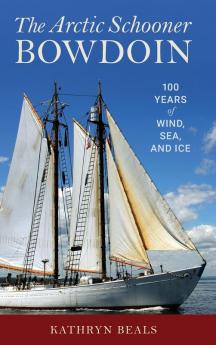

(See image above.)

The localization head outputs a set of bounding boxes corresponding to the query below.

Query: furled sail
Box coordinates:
[106,142,150,268]
[107,110,196,251]
[68,120,102,273]
[0,96,54,275]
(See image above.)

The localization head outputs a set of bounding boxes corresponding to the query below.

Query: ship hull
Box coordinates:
[0,264,205,309]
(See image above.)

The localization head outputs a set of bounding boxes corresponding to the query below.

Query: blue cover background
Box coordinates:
[0,0,215,275]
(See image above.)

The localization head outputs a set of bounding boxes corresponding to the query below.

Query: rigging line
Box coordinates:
[74,121,91,232]
[59,160,70,245]
[66,127,73,183]
[59,126,73,193]
[57,93,74,184]
[33,99,52,112]
[41,96,54,123]
[69,143,97,276]
[109,259,112,279]
[101,95,108,112]
[82,112,90,121]
[74,95,98,122]
[66,124,88,271]
[59,93,96,98]
[104,142,111,257]
[60,112,73,182]
[58,206,65,275]
[59,126,71,184]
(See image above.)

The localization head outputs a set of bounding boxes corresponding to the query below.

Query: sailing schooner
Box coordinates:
[0,82,206,309]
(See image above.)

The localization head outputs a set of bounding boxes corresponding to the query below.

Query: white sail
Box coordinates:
[106,142,150,268]
[33,143,55,274]
[107,110,196,251]
[0,96,54,275]
[68,121,102,273]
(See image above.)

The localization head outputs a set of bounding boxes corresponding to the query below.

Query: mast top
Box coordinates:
[97,80,103,122]
[98,80,102,98]
[54,81,58,97]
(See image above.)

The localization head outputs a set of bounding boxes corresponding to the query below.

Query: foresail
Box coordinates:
[106,142,150,268]
[107,110,196,251]
[32,143,55,275]
[0,96,54,275]
[68,121,102,273]
[79,150,101,272]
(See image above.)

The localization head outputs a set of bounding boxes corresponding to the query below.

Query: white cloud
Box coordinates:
[186,224,216,276]
[188,126,198,135]
[165,183,216,223]
[187,224,216,249]
[0,156,8,164]
[203,121,216,153]
[195,158,216,175]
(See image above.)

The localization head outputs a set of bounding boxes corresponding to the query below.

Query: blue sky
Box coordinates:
[0,0,216,275]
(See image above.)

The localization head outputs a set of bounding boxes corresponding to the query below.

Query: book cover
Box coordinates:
[0,0,215,343]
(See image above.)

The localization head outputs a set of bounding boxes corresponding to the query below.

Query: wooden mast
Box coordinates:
[53,81,59,281]
[97,81,107,279]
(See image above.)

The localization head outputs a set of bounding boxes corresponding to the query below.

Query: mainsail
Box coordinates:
[68,121,102,273]
[107,110,196,252]
[106,142,150,268]
[0,96,54,275]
